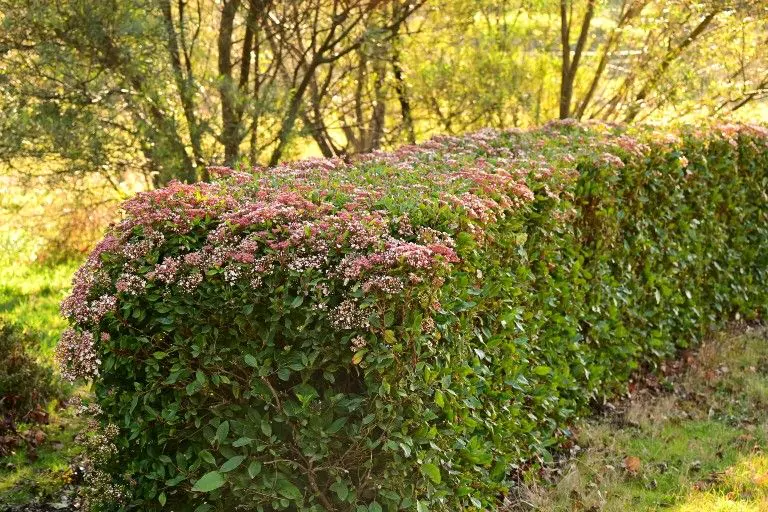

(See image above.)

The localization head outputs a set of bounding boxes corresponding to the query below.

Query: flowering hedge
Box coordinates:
[58,121,768,511]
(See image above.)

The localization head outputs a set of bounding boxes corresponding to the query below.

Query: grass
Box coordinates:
[0,259,80,358]
[509,326,768,511]
[0,405,86,508]
[0,257,85,509]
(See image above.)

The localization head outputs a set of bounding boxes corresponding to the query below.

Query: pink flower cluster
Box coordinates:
[612,135,650,157]
[62,124,619,363]
[61,282,116,324]
[55,328,100,382]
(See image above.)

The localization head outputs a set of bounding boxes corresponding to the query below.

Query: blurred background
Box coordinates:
[1,0,767,264]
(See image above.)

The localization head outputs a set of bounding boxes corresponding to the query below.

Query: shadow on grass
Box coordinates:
[0,404,85,511]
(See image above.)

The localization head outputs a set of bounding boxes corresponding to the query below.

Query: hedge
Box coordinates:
[58,121,768,511]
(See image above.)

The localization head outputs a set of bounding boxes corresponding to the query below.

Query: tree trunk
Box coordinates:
[392,47,415,144]
[559,0,595,119]
[159,0,206,178]
[218,0,242,165]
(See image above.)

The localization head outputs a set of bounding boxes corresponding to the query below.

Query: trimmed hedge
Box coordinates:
[59,121,768,511]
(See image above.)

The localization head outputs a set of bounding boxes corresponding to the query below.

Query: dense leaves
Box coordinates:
[59,121,768,510]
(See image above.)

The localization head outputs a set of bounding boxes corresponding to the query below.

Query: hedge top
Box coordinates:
[61,122,764,332]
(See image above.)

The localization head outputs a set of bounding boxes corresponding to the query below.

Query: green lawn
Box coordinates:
[0,259,80,357]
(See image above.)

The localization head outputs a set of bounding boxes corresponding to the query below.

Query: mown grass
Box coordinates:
[509,326,768,511]
[0,260,80,358]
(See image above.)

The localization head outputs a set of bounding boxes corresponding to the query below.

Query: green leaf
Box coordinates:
[369,502,383,512]
[420,462,442,484]
[153,351,167,360]
[191,471,225,492]
[244,354,258,368]
[416,501,429,512]
[326,416,347,434]
[260,419,272,437]
[220,455,245,473]
[232,437,252,447]
[533,365,551,376]
[215,421,229,444]
[276,478,302,500]
[186,380,201,396]
[434,389,445,408]
[293,383,318,403]
[166,474,186,487]
[158,492,166,506]
[330,480,349,501]
[247,461,262,479]
[199,449,216,465]
[290,295,304,308]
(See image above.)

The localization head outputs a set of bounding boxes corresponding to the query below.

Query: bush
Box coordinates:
[0,321,64,423]
[58,122,768,511]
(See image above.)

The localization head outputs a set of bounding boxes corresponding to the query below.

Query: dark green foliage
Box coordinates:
[0,321,64,421]
[61,122,768,510]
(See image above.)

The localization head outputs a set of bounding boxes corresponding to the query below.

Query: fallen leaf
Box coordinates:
[623,456,642,475]
[752,472,768,486]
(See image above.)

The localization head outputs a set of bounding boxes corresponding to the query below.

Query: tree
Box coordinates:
[0,0,424,186]
[1,0,766,193]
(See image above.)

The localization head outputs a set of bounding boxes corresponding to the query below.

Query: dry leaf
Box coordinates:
[623,456,642,474]
[752,472,768,487]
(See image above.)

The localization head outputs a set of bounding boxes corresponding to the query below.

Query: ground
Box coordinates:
[1,260,767,511]
[507,326,768,511]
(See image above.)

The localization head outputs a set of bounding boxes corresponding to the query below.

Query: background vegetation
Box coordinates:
[1,1,767,195]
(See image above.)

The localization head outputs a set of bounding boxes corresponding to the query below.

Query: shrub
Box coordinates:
[58,122,768,511]
[0,321,64,423]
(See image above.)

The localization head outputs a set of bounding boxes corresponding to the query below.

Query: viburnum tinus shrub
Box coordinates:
[58,122,768,511]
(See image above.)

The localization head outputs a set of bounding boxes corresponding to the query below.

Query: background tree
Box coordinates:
[0,0,766,195]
